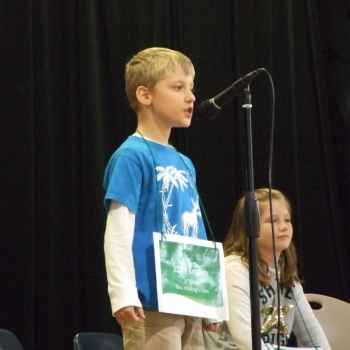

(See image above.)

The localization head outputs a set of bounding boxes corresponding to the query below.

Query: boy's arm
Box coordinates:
[104,200,142,316]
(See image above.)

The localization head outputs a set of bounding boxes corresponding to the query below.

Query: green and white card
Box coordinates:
[153,232,229,320]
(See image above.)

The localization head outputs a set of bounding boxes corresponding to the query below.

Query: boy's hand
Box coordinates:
[202,321,221,332]
[114,306,145,324]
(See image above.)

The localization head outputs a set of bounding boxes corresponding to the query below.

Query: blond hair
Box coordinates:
[125,47,195,110]
[224,188,301,288]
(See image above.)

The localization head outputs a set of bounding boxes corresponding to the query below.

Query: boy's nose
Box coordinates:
[187,89,195,102]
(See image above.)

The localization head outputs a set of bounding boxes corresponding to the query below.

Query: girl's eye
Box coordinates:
[175,85,182,90]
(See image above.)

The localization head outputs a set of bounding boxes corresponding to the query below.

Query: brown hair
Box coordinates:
[223,188,301,288]
[125,47,195,111]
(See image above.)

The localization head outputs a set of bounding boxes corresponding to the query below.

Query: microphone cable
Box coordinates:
[261,68,283,349]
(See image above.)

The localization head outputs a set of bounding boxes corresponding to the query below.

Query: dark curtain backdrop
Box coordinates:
[1,1,350,349]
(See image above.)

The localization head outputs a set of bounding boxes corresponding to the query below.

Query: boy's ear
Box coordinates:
[136,86,152,106]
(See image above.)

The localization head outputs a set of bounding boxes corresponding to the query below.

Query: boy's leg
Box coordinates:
[122,311,183,350]
[121,311,204,350]
[182,316,204,350]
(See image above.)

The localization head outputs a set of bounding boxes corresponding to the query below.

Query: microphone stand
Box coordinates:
[242,86,261,350]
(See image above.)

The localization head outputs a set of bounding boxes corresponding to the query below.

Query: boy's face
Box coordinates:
[147,66,195,129]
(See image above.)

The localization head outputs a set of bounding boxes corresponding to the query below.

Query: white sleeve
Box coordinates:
[104,200,142,315]
[225,257,268,349]
[292,284,331,350]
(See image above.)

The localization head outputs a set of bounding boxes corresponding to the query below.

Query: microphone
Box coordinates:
[196,68,264,121]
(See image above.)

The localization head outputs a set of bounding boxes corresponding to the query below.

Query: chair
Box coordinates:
[0,329,24,350]
[73,332,124,350]
[304,293,350,350]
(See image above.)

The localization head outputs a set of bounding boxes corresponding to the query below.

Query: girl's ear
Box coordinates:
[135,86,152,106]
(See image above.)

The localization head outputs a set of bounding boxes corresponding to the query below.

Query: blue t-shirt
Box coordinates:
[103,135,208,309]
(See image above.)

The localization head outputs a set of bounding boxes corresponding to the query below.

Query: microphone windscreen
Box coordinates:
[195,100,220,121]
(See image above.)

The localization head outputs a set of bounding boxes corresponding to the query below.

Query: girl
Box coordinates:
[204,188,330,349]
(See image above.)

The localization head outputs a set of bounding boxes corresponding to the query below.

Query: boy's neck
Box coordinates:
[136,115,171,145]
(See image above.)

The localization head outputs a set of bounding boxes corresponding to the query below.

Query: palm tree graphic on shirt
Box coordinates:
[156,165,200,237]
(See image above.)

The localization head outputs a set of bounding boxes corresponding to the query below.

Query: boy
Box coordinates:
[103,47,220,350]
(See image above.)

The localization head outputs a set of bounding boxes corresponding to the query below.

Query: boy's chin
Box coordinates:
[175,121,192,128]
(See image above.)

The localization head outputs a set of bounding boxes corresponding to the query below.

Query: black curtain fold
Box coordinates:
[1,1,36,349]
[1,1,350,349]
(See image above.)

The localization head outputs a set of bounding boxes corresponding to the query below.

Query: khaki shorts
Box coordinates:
[121,310,204,350]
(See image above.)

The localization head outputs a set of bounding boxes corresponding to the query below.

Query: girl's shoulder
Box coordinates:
[225,254,246,270]
[292,279,304,296]
[224,253,241,263]
[224,254,250,286]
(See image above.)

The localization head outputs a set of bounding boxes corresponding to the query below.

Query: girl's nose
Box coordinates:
[279,223,288,231]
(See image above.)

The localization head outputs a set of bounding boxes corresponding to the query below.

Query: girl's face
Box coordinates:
[257,199,293,263]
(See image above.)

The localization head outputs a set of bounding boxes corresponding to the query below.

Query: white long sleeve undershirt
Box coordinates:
[104,200,218,325]
[104,200,141,314]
